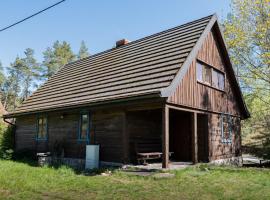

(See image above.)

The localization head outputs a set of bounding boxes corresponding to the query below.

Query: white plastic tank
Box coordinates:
[85,145,100,169]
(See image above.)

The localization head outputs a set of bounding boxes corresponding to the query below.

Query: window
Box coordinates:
[218,72,225,90]
[196,62,211,85]
[196,61,225,91]
[221,114,232,144]
[203,65,212,84]
[196,62,203,81]
[213,69,225,90]
[37,115,48,140]
[79,112,90,141]
[212,70,219,88]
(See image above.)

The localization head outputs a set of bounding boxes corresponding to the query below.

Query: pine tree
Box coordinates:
[21,48,42,99]
[0,62,6,90]
[42,41,76,79]
[78,40,89,59]
[4,57,24,111]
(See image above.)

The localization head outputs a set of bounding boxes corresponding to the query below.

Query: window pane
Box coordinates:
[37,117,47,139]
[42,118,47,139]
[212,70,219,88]
[196,62,203,81]
[222,115,232,143]
[218,73,225,90]
[203,65,211,84]
[38,118,43,138]
[80,114,88,139]
[223,121,229,138]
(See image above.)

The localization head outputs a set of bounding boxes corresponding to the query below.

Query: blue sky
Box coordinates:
[0,0,231,68]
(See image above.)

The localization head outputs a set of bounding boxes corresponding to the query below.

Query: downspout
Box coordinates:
[3,117,15,126]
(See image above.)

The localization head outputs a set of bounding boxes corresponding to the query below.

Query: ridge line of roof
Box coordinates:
[66,14,214,66]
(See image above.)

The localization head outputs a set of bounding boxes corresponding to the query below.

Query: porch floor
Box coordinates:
[123,161,193,171]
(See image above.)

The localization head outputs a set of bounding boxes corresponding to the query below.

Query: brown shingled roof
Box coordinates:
[7,15,216,116]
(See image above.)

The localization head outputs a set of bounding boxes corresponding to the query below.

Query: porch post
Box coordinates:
[191,112,198,164]
[162,105,169,168]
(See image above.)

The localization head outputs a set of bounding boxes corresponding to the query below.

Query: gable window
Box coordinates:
[78,112,90,142]
[196,61,225,91]
[197,62,211,84]
[203,65,212,85]
[212,69,225,90]
[218,72,225,90]
[37,115,48,140]
[196,62,203,81]
[221,114,232,144]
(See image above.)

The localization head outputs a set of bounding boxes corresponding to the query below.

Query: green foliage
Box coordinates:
[0,40,89,112]
[42,41,76,79]
[0,123,14,160]
[0,62,6,90]
[223,0,270,151]
[21,48,42,99]
[78,40,90,59]
[3,57,25,111]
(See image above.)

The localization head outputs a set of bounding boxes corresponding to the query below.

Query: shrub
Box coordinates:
[0,122,15,160]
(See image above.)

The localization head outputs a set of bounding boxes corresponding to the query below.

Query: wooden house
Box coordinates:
[3,14,249,168]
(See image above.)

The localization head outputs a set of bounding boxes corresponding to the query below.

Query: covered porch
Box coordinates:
[125,104,209,168]
[162,104,209,168]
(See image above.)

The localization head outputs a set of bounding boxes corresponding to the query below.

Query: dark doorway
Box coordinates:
[197,114,209,162]
[169,110,192,161]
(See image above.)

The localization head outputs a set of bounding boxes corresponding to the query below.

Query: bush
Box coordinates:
[0,122,15,160]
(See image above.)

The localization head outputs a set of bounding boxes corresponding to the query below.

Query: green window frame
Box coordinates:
[36,115,48,140]
[221,114,232,144]
[78,112,90,143]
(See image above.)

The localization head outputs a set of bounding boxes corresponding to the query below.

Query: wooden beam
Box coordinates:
[167,104,206,114]
[191,112,198,164]
[162,105,169,168]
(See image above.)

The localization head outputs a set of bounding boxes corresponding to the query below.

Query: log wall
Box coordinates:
[15,109,125,163]
[127,109,162,163]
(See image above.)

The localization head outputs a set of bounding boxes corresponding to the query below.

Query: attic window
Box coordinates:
[212,69,225,90]
[196,61,225,91]
[196,62,211,85]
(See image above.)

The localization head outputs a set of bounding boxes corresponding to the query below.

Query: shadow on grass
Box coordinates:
[11,154,119,176]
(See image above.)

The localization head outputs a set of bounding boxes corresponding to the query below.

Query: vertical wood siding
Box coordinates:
[168,30,241,116]
[167,29,242,161]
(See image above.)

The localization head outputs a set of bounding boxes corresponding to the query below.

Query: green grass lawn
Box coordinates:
[0,160,269,200]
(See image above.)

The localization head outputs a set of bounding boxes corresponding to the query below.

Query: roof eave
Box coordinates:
[3,91,162,119]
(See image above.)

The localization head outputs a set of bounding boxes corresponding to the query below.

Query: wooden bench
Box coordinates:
[134,140,173,165]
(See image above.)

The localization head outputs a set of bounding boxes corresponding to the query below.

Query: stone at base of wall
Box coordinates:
[37,157,123,169]
[210,156,243,166]
[100,161,123,167]
[37,156,86,170]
